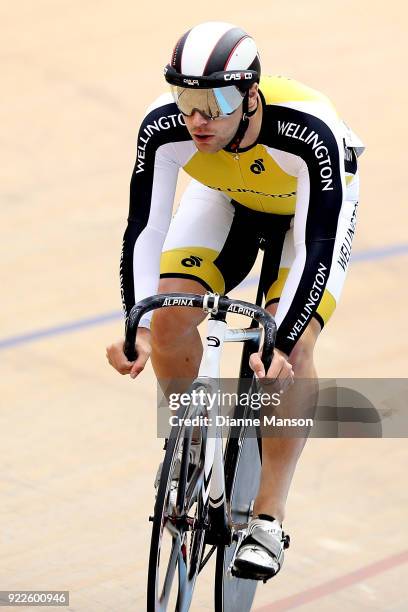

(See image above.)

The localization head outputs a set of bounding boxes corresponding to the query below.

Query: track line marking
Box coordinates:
[2,243,408,351]
[255,549,408,611]
[0,312,120,350]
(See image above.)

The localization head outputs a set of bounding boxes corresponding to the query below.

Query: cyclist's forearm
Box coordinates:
[120,220,168,320]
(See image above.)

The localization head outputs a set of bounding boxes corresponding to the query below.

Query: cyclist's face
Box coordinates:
[183,106,243,153]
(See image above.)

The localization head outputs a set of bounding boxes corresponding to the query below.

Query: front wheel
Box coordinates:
[214,427,262,611]
[147,391,208,612]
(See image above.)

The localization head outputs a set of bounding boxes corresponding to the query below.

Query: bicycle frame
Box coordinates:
[125,294,274,523]
[126,291,276,610]
[196,316,262,546]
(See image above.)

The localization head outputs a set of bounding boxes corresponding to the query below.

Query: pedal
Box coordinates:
[226,529,246,576]
[148,515,154,522]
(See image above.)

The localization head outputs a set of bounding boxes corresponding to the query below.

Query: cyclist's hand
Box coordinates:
[249,348,294,393]
[106,327,151,379]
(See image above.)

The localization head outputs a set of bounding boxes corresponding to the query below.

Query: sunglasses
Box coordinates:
[170,85,245,120]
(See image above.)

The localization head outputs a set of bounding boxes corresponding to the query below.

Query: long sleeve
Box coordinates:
[262,104,346,354]
[120,97,190,324]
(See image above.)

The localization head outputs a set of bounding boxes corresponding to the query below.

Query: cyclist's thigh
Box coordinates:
[158,277,208,295]
[160,179,260,294]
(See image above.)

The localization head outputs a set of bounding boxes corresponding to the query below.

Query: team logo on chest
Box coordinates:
[181,255,203,268]
[250,158,265,174]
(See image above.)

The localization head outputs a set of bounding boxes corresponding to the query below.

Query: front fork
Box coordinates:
[197,316,230,543]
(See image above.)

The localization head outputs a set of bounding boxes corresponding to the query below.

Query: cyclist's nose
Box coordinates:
[190,110,209,127]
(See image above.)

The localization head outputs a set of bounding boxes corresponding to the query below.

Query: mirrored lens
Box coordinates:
[170,86,244,119]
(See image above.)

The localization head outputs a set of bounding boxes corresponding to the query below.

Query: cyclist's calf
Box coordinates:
[151,305,205,387]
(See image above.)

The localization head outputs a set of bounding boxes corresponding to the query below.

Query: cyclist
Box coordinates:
[107,21,364,582]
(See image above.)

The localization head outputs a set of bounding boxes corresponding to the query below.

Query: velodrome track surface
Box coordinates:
[2,1,407,610]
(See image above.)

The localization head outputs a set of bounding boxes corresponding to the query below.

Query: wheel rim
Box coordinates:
[148,416,208,611]
[214,429,261,611]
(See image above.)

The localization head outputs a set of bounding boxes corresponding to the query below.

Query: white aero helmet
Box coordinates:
[164,22,261,148]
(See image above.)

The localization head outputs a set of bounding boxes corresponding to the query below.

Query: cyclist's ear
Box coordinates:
[248,83,259,101]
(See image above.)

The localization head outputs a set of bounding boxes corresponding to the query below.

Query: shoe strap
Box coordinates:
[243,530,283,560]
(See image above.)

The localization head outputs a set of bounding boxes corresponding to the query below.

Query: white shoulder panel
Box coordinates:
[145,92,175,115]
[265,147,303,178]
[167,140,197,168]
[277,100,340,130]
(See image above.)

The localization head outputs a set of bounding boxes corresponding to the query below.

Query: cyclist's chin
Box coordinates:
[193,136,225,153]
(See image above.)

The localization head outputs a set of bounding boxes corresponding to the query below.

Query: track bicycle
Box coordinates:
[125,250,288,611]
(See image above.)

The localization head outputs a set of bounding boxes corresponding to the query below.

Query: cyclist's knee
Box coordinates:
[152,307,202,348]
[151,278,207,348]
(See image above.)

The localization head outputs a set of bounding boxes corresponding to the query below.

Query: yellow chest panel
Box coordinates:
[183,144,297,215]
